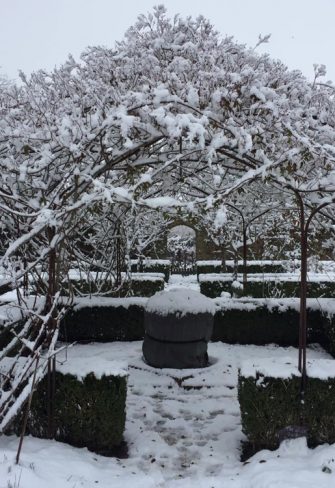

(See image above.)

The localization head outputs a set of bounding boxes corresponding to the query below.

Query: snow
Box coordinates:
[130,259,171,266]
[199,272,335,283]
[166,274,200,292]
[146,288,216,316]
[196,260,285,267]
[57,356,128,381]
[240,357,335,380]
[131,273,165,282]
[67,270,164,282]
[213,297,335,316]
[73,296,148,311]
[240,357,300,379]
[0,341,333,487]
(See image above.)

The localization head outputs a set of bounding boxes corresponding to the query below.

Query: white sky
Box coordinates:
[1,0,334,83]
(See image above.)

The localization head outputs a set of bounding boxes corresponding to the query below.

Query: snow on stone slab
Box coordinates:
[145,288,216,316]
[240,357,335,380]
[57,356,128,381]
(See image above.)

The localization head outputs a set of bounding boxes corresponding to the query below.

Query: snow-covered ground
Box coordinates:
[1,341,335,488]
[2,274,335,487]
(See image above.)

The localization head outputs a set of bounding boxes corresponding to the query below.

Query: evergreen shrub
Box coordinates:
[27,370,127,456]
[239,363,335,455]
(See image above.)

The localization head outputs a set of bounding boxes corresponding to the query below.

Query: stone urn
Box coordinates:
[142,288,215,369]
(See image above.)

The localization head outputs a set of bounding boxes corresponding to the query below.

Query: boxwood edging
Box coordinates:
[199,273,335,299]
[196,260,286,278]
[212,298,328,347]
[23,362,128,456]
[130,260,171,282]
[238,358,335,456]
[59,297,147,342]
[61,273,164,297]
[58,297,335,354]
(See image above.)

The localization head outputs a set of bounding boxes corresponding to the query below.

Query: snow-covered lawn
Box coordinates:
[2,341,335,487]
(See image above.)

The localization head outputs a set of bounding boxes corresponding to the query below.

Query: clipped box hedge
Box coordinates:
[212,298,328,346]
[196,261,223,277]
[129,273,165,296]
[59,296,335,351]
[62,272,164,297]
[27,360,128,456]
[199,273,335,299]
[238,358,335,455]
[59,297,147,342]
[196,260,286,278]
[130,259,171,282]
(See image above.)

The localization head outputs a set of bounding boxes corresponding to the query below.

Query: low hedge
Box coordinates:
[59,297,335,351]
[212,298,327,346]
[129,274,165,296]
[130,260,171,282]
[62,273,164,297]
[27,366,127,456]
[59,298,146,342]
[196,261,223,277]
[196,261,286,278]
[199,274,335,298]
[238,358,335,455]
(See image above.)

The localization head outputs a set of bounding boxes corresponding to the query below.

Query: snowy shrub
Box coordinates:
[61,273,164,297]
[200,274,335,298]
[130,259,171,282]
[196,261,223,277]
[25,365,128,456]
[59,298,146,342]
[212,298,327,345]
[239,358,335,456]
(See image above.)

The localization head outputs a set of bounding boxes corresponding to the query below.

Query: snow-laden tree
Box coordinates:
[1,5,335,433]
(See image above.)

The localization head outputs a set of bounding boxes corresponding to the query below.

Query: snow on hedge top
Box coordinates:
[199,273,335,282]
[57,357,128,381]
[73,296,147,311]
[196,260,284,266]
[146,288,216,316]
[213,297,335,315]
[130,259,171,266]
[240,357,335,380]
